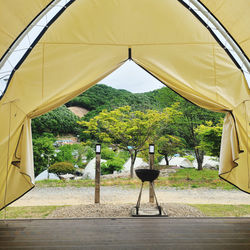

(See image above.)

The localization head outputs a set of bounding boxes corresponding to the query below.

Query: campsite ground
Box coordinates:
[10,186,250,207]
[2,186,250,219]
[3,168,250,218]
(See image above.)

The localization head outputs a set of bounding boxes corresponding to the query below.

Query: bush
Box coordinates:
[116,150,130,162]
[101,157,125,175]
[48,162,75,176]
[85,146,95,161]
[101,147,115,160]
[183,155,195,162]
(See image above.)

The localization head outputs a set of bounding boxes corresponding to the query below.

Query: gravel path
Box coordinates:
[11,186,250,207]
[48,203,204,218]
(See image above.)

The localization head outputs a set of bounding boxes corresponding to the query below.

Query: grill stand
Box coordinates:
[133,181,163,217]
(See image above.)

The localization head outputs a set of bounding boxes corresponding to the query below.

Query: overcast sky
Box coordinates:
[98,60,165,93]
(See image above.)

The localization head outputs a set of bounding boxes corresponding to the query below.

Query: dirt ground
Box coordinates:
[11,186,250,207]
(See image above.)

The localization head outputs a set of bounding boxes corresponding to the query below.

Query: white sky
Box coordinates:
[98,60,165,93]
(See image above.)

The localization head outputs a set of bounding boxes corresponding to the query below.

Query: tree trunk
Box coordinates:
[130,151,137,178]
[164,155,169,165]
[195,148,204,170]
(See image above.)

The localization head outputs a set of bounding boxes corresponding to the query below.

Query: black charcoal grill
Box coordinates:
[134,169,162,216]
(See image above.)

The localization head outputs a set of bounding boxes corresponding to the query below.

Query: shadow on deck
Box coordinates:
[0,217,250,249]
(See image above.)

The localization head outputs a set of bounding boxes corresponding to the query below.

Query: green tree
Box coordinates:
[195,120,223,157]
[156,135,183,165]
[48,162,75,177]
[101,157,125,175]
[55,144,75,164]
[79,106,167,177]
[32,105,79,136]
[156,90,223,170]
[54,144,88,167]
[33,136,56,176]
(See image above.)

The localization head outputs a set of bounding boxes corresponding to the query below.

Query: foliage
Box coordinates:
[157,98,223,170]
[55,144,75,164]
[48,162,75,176]
[33,135,56,177]
[84,146,95,162]
[116,150,130,162]
[32,105,79,136]
[67,84,159,121]
[79,106,167,177]
[54,144,94,167]
[31,84,225,174]
[156,135,184,165]
[183,155,195,162]
[195,120,223,157]
[101,147,115,160]
[101,157,125,175]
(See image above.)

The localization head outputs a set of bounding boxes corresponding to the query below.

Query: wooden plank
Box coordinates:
[0,218,250,249]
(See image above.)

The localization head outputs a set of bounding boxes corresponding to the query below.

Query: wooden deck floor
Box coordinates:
[0,217,250,249]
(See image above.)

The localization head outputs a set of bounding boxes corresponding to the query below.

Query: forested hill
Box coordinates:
[66,84,161,120]
[32,84,223,137]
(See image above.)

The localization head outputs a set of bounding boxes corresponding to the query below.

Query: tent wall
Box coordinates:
[0,0,249,210]
[0,0,52,60]
[199,0,250,60]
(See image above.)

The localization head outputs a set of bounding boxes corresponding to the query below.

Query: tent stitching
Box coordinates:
[197,0,249,63]
[0,0,55,65]
[178,0,242,72]
[0,0,76,101]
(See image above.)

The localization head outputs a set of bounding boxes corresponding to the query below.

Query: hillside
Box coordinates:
[32,84,223,137]
[68,106,89,118]
[66,84,159,120]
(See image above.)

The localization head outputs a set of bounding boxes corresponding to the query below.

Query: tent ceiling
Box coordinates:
[0,0,52,60]
[199,0,250,61]
[0,0,249,211]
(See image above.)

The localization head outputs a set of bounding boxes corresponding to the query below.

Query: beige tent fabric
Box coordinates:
[0,0,52,59]
[200,0,250,59]
[0,0,249,210]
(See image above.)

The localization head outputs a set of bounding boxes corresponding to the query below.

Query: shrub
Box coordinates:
[101,147,115,160]
[48,162,75,176]
[101,157,125,175]
[183,155,195,162]
[116,150,130,162]
[85,146,95,161]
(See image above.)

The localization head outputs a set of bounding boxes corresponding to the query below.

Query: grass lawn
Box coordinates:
[0,206,63,219]
[165,169,236,190]
[35,178,142,188]
[36,169,236,190]
[190,204,250,217]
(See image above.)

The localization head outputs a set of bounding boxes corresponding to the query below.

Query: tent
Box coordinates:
[35,169,59,181]
[0,0,249,210]
[159,157,194,168]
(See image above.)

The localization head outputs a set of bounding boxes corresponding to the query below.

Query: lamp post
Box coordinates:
[149,144,154,203]
[95,144,101,204]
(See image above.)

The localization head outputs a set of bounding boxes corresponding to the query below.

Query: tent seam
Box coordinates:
[177,0,242,72]
[42,42,217,46]
[197,0,249,63]
[0,0,76,102]
[212,45,218,103]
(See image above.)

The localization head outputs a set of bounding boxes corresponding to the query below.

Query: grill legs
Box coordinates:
[135,181,162,216]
